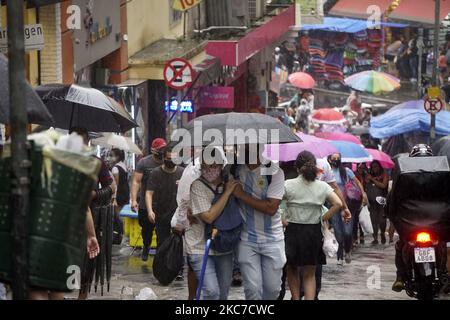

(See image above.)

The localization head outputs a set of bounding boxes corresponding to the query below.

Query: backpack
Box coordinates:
[114,165,130,207]
[199,179,243,253]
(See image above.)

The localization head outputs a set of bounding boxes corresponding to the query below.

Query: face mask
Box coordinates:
[330,159,341,168]
[202,167,222,183]
[164,160,176,170]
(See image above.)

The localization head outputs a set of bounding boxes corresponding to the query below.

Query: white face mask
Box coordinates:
[201,166,222,183]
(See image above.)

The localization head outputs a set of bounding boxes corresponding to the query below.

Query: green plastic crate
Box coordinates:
[0,143,100,292]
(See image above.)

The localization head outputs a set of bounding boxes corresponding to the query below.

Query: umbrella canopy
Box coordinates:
[311,108,346,125]
[388,100,424,113]
[329,140,372,163]
[370,105,450,139]
[35,84,138,133]
[432,136,450,164]
[315,132,362,145]
[365,148,395,169]
[0,54,53,125]
[288,72,316,89]
[176,113,302,147]
[345,71,401,95]
[91,133,143,155]
[265,133,338,161]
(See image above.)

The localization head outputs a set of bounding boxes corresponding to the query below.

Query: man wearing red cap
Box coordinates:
[131,137,167,261]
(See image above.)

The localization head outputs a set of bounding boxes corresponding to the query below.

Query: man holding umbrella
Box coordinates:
[231,144,286,300]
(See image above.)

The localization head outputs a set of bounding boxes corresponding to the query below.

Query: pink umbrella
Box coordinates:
[311,108,346,125]
[366,148,395,169]
[315,132,362,145]
[288,72,316,89]
[264,133,338,161]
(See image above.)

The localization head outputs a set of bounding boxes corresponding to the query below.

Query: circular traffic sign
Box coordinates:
[163,58,194,90]
[424,96,444,115]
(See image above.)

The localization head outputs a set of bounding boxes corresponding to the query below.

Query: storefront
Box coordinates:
[205,5,295,113]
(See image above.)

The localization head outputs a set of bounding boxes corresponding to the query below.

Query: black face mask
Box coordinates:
[330,159,341,168]
[164,160,176,170]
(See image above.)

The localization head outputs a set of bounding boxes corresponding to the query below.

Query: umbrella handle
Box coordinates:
[196,238,213,300]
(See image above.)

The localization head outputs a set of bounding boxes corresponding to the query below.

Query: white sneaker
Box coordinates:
[345,252,352,264]
[337,259,344,266]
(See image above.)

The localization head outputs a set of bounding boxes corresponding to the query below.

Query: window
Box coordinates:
[169,0,183,27]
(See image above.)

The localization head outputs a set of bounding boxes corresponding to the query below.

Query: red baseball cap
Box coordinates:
[151,138,167,152]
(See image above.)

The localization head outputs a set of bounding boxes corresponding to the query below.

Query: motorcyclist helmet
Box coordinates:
[409,144,433,157]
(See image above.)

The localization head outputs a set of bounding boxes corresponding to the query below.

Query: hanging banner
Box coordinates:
[172,0,203,12]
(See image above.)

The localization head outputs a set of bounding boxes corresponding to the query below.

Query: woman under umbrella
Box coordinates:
[364,160,389,245]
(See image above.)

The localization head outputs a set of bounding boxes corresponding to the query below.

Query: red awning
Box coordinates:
[329,0,392,20]
[389,0,450,26]
[206,5,295,66]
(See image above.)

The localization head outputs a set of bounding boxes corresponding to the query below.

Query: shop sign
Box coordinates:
[172,0,203,12]
[0,24,45,53]
[165,100,194,113]
[198,87,234,109]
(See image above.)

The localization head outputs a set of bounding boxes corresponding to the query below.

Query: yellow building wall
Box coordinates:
[0,6,40,87]
[127,0,185,57]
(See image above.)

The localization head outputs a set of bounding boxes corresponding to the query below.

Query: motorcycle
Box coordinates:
[377,196,449,300]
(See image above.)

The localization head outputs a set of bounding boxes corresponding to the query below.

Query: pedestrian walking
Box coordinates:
[67,128,114,301]
[109,148,130,244]
[328,153,367,265]
[283,151,343,300]
[130,138,166,261]
[145,146,184,251]
[365,160,389,245]
[185,147,238,300]
[232,144,286,300]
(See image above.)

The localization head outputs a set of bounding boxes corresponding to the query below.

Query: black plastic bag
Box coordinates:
[152,233,184,286]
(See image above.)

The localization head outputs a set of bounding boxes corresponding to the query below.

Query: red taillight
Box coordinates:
[416,232,432,243]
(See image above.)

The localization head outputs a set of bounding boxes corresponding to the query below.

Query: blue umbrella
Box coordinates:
[388,100,424,113]
[329,141,372,163]
[370,106,450,139]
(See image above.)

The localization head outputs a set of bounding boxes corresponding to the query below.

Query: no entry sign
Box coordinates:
[424,96,444,115]
[164,58,194,90]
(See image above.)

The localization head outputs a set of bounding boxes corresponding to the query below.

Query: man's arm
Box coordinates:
[86,207,99,259]
[145,190,155,224]
[233,184,281,216]
[131,172,143,212]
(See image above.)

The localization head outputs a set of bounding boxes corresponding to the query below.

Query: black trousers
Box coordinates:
[138,209,155,249]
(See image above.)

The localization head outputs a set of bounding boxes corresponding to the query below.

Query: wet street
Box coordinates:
[66,234,449,301]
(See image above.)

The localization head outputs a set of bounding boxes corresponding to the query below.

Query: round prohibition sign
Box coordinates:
[163,58,194,90]
[424,97,444,115]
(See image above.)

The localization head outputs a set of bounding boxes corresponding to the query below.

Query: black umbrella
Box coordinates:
[0,55,53,125]
[175,112,302,147]
[35,84,138,133]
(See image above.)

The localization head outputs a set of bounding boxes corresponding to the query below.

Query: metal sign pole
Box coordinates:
[7,0,30,300]
[430,0,440,143]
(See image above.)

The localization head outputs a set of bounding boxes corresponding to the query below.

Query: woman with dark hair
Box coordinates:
[365,160,389,244]
[328,153,367,265]
[283,151,342,300]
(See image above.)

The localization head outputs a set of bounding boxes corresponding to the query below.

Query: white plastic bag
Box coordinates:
[359,205,374,235]
[135,287,157,300]
[322,221,338,258]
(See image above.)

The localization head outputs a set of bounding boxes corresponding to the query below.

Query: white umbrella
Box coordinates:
[91,133,143,155]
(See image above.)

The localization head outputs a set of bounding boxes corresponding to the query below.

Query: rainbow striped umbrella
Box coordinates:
[345,71,401,95]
